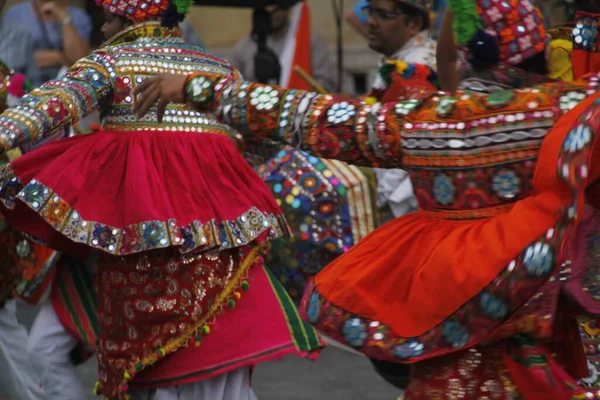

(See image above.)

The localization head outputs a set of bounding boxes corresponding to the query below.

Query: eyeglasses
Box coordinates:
[361,5,403,21]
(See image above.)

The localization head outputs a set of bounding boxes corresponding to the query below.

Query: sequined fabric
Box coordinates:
[94,243,266,399]
[404,336,584,400]
[0,62,18,305]
[0,165,287,256]
[579,318,600,399]
[564,207,600,398]
[404,346,523,400]
[477,0,548,66]
[573,13,598,53]
[97,0,168,22]
[458,63,556,94]
[255,148,378,302]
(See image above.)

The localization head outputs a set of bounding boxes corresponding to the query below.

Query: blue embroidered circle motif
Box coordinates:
[306,293,321,323]
[479,291,509,320]
[433,174,455,205]
[393,339,425,360]
[563,125,592,153]
[492,169,520,199]
[442,320,470,348]
[342,317,368,348]
[326,102,356,125]
[522,242,554,277]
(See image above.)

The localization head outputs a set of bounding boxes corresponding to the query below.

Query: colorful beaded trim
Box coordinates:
[0,167,290,256]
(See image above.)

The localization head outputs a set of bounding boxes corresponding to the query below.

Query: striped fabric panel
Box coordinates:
[51,256,98,354]
[263,266,323,352]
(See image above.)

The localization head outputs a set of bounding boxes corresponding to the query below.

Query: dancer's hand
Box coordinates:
[133,74,187,122]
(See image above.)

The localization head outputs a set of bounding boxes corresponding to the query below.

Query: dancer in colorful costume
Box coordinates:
[0,2,324,399]
[133,1,600,398]
[438,4,600,398]
[440,6,600,397]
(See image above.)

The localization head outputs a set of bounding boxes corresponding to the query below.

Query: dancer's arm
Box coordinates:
[133,73,561,169]
[0,51,114,152]
[134,73,407,168]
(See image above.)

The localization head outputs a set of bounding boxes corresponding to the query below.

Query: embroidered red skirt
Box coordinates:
[0,129,289,259]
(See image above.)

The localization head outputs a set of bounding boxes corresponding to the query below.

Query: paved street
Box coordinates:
[7,302,401,400]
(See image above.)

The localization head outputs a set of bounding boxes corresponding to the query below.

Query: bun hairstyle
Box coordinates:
[161,0,194,28]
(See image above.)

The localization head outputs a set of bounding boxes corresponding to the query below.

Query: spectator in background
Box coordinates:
[0,0,38,78]
[230,1,336,93]
[347,0,446,39]
[4,0,91,87]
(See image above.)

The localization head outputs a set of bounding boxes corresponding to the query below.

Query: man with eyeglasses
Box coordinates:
[347,0,445,39]
[366,0,436,227]
[364,0,435,65]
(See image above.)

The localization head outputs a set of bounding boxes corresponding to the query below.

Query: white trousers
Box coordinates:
[28,300,86,400]
[130,367,259,400]
[0,300,46,400]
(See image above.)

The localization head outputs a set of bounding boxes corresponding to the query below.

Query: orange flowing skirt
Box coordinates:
[301,93,600,358]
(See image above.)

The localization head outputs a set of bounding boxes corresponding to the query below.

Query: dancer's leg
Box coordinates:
[28,300,85,400]
[0,300,46,400]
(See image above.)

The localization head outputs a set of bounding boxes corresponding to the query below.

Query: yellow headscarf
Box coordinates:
[548,28,574,82]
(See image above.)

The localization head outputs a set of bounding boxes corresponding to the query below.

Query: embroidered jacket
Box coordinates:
[0,21,236,153]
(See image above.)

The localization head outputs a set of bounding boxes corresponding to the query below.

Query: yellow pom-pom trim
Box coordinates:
[394,61,409,75]
[124,370,131,379]
[365,97,378,105]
